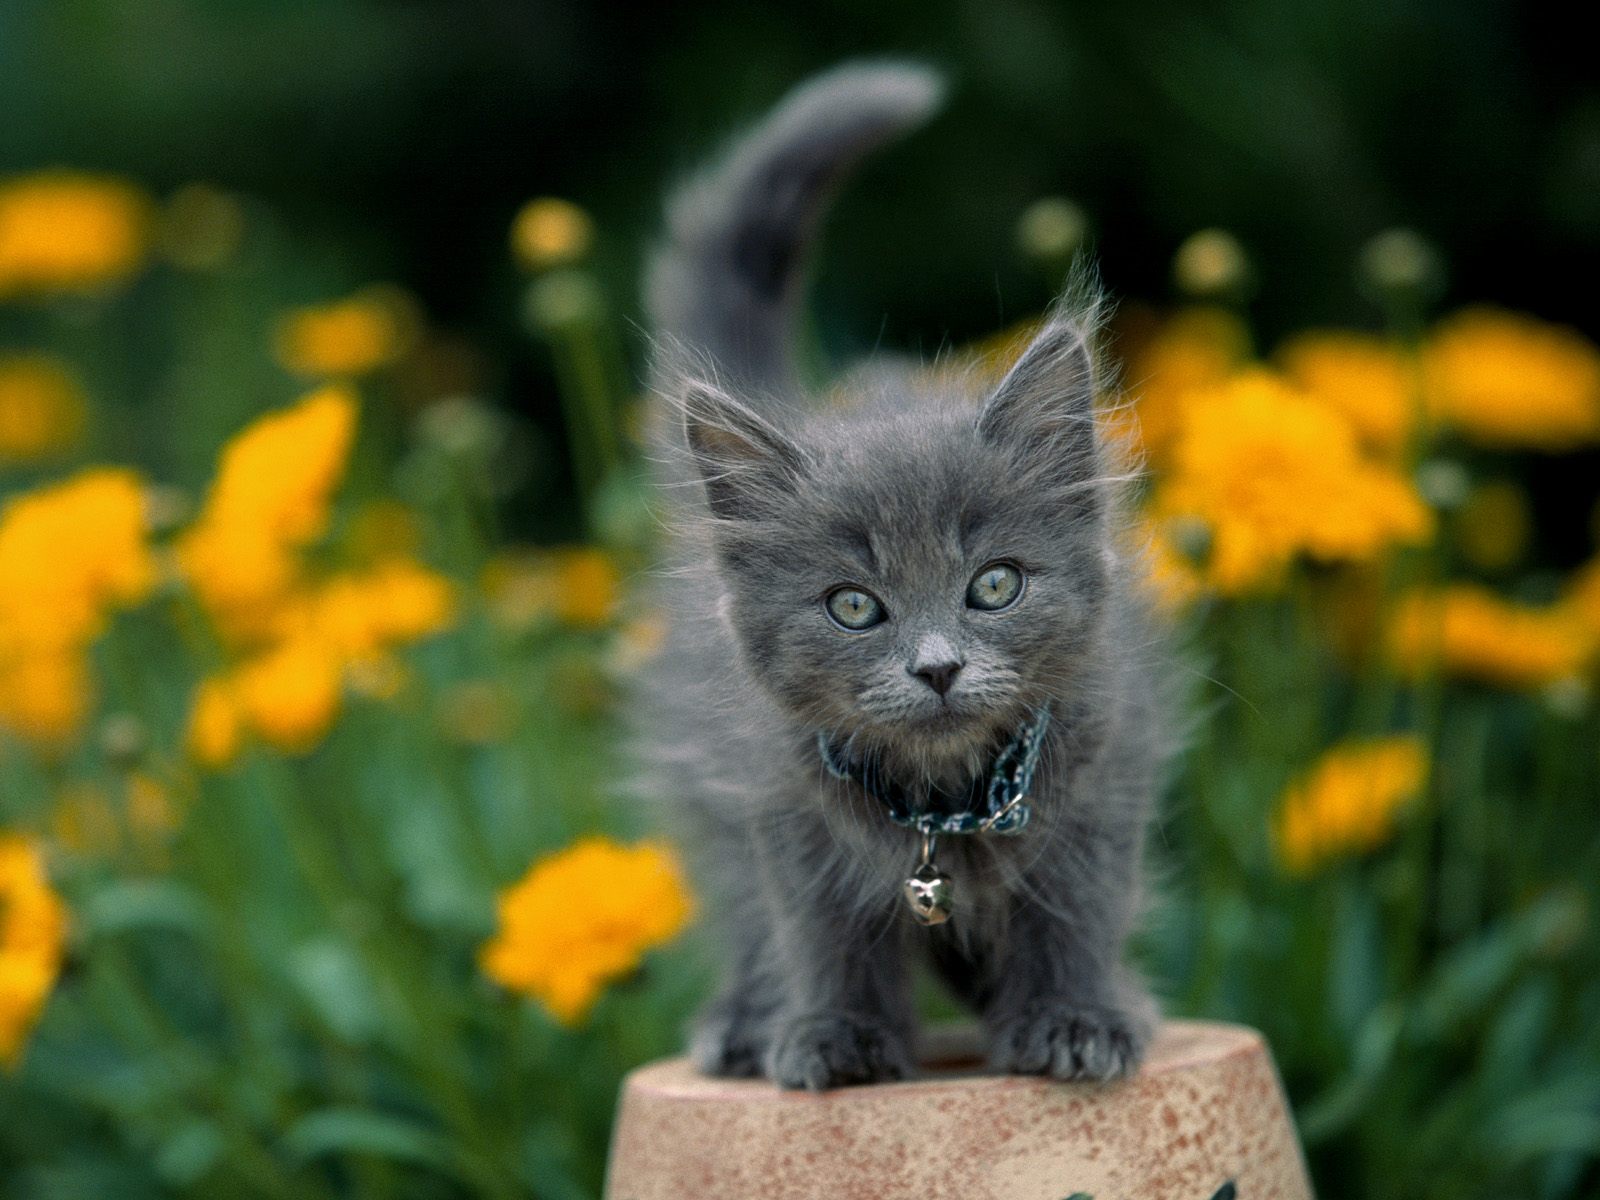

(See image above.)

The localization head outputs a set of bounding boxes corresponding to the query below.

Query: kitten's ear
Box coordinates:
[681,379,809,520]
[977,318,1100,470]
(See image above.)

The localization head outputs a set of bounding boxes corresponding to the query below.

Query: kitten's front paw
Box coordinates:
[690,1001,770,1078]
[988,999,1151,1082]
[766,1013,913,1091]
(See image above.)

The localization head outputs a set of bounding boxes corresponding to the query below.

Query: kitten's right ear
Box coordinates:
[681,379,809,520]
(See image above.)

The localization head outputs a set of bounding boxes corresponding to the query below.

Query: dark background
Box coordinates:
[4,0,1599,537]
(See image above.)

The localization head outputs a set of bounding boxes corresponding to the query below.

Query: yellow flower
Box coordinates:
[1423,308,1600,450]
[0,171,152,299]
[273,287,418,378]
[1388,585,1595,690]
[178,386,358,634]
[1114,307,1250,463]
[1277,331,1418,457]
[0,468,156,646]
[184,558,455,767]
[1454,481,1530,572]
[1274,737,1427,875]
[1128,516,1207,613]
[479,837,693,1025]
[510,198,594,272]
[186,676,243,768]
[482,546,621,632]
[1151,371,1433,594]
[292,559,456,660]
[0,469,155,749]
[0,355,87,461]
[231,636,344,754]
[0,653,91,749]
[0,833,68,1068]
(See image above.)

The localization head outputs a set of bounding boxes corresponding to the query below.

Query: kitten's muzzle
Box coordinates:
[910,659,963,697]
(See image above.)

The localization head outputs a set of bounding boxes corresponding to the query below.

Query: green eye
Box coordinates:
[967,562,1024,611]
[825,587,886,631]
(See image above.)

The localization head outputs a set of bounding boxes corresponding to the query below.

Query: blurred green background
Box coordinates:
[3,4,1600,1200]
[7,0,1598,542]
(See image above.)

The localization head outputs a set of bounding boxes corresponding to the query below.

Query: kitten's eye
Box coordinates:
[824,587,886,631]
[967,562,1024,611]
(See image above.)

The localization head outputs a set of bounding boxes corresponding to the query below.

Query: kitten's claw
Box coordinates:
[767,1013,913,1091]
[988,999,1151,1082]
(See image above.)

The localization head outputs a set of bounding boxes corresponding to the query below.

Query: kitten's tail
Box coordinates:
[647,61,945,397]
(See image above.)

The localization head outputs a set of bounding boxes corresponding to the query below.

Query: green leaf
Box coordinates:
[285,937,384,1046]
[281,1107,457,1174]
[153,1120,224,1186]
[1411,893,1579,1044]
[76,879,210,941]
[1300,1000,1405,1143]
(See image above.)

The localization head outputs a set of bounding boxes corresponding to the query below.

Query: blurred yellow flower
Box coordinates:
[231,636,345,754]
[0,171,152,299]
[1423,308,1600,450]
[289,558,457,660]
[0,469,156,749]
[50,775,178,860]
[1114,307,1250,462]
[1129,516,1207,613]
[483,546,621,632]
[0,355,87,462]
[125,772,179,841]
[479,837,693,1025]
[273,287,418,379]
[1274,736,1427,875]
[1557,557,1600,644]
[0,468,156,646]
[0,834,68,1069]
[1388,585,1595,690]
[1151,371,1433,594]
[0,653,91,749]
[1277,331,1417,457]
[186,676,243,768]
[185,558,455,767]
[1454,481,1530,572]
[1172,229,1250,300]
[510,198,594,272]
[179,386,357,636]
[51,783,119,858]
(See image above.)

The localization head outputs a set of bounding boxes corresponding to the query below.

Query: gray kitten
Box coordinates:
[635,61,1171,1091]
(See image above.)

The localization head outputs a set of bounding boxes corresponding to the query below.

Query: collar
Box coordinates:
[816,705,1051,837]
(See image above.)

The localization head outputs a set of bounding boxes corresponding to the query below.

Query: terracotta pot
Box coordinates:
[605,1019,1313,1200]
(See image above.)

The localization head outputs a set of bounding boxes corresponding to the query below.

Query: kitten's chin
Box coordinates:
[855,705,1018,783]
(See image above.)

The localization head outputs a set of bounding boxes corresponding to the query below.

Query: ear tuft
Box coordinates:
[680,380,808,520]
[976,317,1101,465]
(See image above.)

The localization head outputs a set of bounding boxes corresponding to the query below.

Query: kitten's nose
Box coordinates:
[911,659,963,697]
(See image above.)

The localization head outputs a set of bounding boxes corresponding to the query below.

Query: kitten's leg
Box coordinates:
[690,931,782,1078]
[982,835,1156,1082]
[761,830,916,1090]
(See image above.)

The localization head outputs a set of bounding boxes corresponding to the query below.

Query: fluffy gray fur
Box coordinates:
[633,61,1172,1091]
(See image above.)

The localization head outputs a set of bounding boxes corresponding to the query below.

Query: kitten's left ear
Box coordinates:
[680,378,810,521]
[977,318,1100,471]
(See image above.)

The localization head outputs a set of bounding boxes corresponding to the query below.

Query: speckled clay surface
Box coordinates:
[604,1020,1313,1200]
